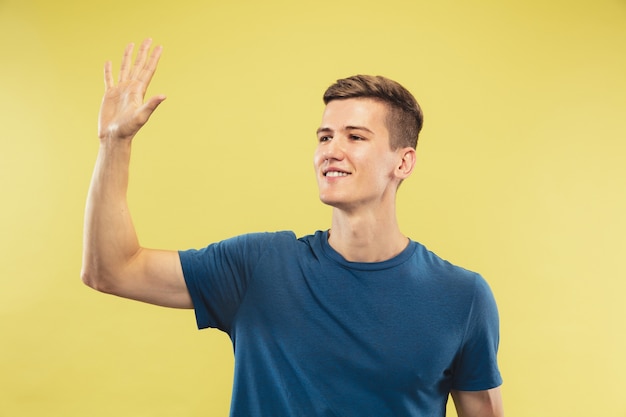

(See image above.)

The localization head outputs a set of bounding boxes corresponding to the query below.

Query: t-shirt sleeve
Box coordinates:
[451,275,503,391]
[178,233,273,332]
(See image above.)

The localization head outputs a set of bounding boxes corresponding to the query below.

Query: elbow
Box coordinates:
[80,263,116,294]
[80,266,97,290]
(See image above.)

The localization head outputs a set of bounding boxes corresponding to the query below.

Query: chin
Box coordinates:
[318,194,351,210]
[318,194,339,206]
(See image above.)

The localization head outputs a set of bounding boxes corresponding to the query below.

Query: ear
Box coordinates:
[395,147,416,180]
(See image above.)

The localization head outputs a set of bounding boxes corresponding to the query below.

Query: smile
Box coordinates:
[325,171,350,177]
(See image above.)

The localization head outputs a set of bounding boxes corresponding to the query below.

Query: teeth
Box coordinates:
[325,171,349,177]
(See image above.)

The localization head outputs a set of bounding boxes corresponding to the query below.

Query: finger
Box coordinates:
[103,60,113,90]
[136,94,167,125]
[119,42,135,83]
[130,38,153,80]
[137,44,163,86]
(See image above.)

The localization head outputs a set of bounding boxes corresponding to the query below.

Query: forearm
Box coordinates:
[81,139,140,291]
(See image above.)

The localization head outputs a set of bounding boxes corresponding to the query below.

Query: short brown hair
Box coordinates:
[323,75,424,149]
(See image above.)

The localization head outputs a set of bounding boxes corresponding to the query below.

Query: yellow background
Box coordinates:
[1,0,625,415]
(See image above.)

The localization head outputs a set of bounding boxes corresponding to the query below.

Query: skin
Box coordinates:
[452,387,504,417]
[314,98,415,262]
[81,39,190,308]
[82,39,503,416]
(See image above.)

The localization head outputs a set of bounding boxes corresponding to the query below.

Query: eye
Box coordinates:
[350,134,364,141]
[318,135,332,142]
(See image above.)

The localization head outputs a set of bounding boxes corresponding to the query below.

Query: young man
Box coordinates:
[82,39,503,417]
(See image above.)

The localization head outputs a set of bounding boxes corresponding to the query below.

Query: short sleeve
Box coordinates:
[178,233,275,332]
[451,275,503,391]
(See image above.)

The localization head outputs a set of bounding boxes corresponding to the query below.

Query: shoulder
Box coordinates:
[408,242,499,311]
[179,230,316,266]
[411,242,481,285]
[182,230,298,252]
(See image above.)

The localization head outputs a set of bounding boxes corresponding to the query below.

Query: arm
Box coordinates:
[81,39,192,308]
[451,387,503,417]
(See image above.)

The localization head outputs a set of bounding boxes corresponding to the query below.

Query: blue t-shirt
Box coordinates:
[179,230,502,416]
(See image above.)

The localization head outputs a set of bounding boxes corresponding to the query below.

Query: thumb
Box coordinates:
[136,94,167,125]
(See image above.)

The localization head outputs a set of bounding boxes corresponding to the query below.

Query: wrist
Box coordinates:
[99,135,134,157]
[99,131,134,146]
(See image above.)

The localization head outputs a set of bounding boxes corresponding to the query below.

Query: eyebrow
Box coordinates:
[316,127,333,135]
[316,126,375,135]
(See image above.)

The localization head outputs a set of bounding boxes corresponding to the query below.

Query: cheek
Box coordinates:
[313,149,324,169]
[372,155,400,180]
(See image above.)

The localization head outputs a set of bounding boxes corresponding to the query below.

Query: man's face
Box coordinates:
[314,98,406,211]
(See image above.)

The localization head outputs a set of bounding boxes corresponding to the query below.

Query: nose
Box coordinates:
[322,137,345,161]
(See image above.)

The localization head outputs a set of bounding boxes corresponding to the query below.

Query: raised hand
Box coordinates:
[98,39,166,141]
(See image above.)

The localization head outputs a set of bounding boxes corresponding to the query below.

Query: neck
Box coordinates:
[328,205,408,263]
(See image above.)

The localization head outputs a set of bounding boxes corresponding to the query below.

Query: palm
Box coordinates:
[98,39,165,141]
